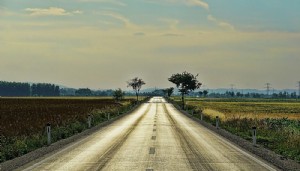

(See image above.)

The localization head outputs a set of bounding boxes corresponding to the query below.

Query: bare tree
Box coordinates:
[127,77,145,102]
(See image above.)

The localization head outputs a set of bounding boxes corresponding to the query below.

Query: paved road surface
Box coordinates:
[17,97,278,171]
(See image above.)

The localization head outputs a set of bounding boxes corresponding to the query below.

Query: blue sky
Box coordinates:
[1,0,300,90]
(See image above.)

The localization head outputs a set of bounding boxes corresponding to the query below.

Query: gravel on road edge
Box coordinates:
[0,102,144,171]
[171,102,300,171]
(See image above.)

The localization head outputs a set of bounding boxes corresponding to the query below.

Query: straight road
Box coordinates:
[17,97,278,171]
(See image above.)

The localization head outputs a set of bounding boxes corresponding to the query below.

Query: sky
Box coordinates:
[1,0,300,90]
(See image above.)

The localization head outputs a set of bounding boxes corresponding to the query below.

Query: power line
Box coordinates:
[230,84,235,92]
[265,83,271,96]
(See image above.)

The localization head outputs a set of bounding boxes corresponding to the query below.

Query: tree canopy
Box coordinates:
[168,71,201,109]
[127,77,145,102]
[163,87,174,97]
[113,88,125,101]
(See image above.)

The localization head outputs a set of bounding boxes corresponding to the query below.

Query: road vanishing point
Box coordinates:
[17,97,278,171]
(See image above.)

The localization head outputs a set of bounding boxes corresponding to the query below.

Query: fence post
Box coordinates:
[88,114,92,128]
[191,110,194,116]
[252,126,257,146]
[216,116,219,129]
[46,123,51,145]
[199,110,203,120]
[108,113,110,120]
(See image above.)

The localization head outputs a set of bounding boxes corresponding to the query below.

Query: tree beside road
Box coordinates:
[127,77,146,102]
[168,71,201,109]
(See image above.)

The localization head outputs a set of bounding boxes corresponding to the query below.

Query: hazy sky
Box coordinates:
[1,0,300,90]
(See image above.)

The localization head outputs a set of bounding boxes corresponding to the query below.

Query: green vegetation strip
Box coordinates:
[0,98,145,163]
[172,97,300,162]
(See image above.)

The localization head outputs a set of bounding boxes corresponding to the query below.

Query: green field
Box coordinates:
[173,97,300,162]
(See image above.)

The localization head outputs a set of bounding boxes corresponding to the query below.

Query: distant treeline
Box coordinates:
[60,88,115,96]
[60,88,158,97]
[188,91,299,99]
[0,81,59,97]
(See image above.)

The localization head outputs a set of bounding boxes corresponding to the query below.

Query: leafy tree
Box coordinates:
[168,71,202,109]
[0,81,30,96]
[162,89,168,96]
[113,88,125,101]
[236,92,243,97]
[163,87,174,97]
[31,83,60,96]
[75,88,92,96]
[127,77,145,102]
[226,91,235,97]
[203,90,208,97]
[291,92,297,98]
[198,91,203,97]
[166,87,174,97]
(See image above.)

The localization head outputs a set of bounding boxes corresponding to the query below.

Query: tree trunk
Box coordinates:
[181,92,185,110]
[136,92,139,102]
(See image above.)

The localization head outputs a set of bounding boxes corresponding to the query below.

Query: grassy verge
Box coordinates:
[0,97,149,163]
[169,97,300,162]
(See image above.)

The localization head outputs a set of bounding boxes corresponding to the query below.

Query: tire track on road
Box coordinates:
[90,103,152,170]
[163,103,214,171]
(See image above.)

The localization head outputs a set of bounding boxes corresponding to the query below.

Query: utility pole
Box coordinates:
[265,83,271,96]
[230,84,235,92]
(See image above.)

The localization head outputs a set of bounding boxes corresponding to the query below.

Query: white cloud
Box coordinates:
[100,12,137,29]
[207,15,216,22]
[25,7,71,16]
[159,18,180,30]
[185,0,209,10]
[78,0,126,6]
[146,0,209,10]
[25,7,83,17]
[73,10,83,14]
[1,18,299,89]
[207,15,235,31]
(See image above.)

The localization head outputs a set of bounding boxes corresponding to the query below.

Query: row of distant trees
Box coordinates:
[0,81,30,96]
[0,81,59,97]
[202,91,299,99]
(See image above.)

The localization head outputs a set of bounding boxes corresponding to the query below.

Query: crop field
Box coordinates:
[187,100,300,120]
[0,97,135,162]
[173,98,300,162]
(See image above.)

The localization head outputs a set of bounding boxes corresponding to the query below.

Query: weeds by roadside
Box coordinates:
[0,98,143,163]
[170,98,300,162]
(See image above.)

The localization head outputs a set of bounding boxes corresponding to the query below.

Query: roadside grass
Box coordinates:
[0,97,144,163]
[172,97,300,162]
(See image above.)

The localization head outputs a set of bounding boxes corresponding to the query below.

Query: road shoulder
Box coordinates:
[169,101,300,171]
[0,102,145,171]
